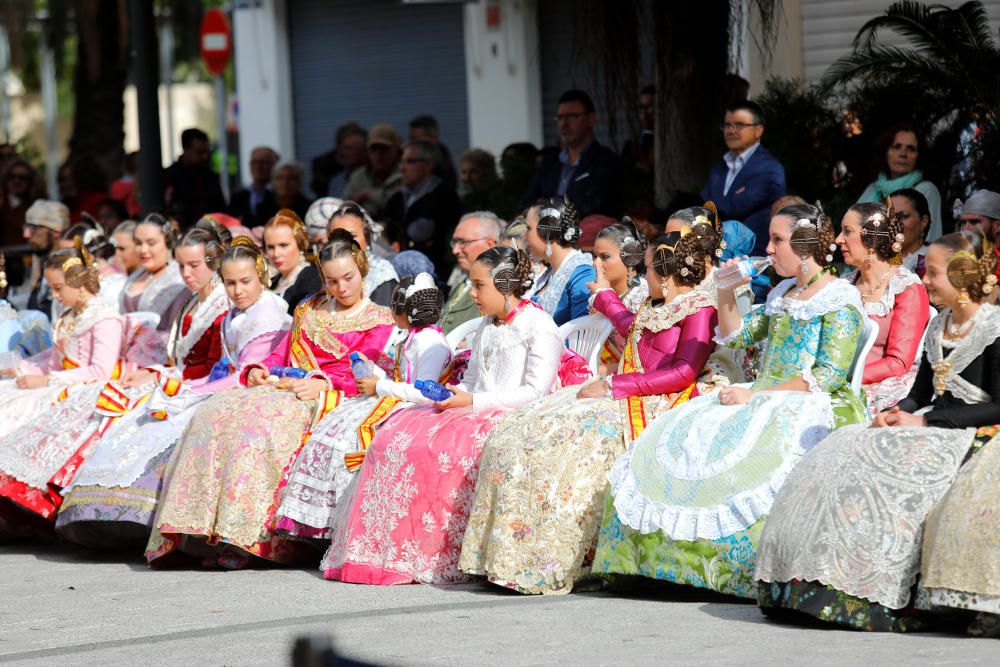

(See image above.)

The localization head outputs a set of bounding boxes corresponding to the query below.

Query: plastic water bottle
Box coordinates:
[350,352,373,379]
[715,256,772,291]
[415,379,453,401]
[268,366,308,379]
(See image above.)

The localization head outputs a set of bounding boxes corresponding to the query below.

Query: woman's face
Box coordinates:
[886,130,919,178]
[766,215,802,278]
[273,166,301,198]
[891,194,928,252]
[134,223,170,272]
[113,231,141,273]
[264,224,301,277]
[522,207,547,260]
[44,267,88,308]
[835,211,867,268]
[329,214,369,252]
[322,255,364,308]
[5,164,31,198]
[469,260,507,317]
[221,257,265,311]
[175,244,214,293]
[922,243,961,308]
[643,246,663,299]
[593,236,628,288]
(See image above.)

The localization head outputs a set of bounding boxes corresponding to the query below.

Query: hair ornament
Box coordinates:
[491,260,518,295]
[985,274,998,296]
[405,272,436,299]
[61,257,83,272]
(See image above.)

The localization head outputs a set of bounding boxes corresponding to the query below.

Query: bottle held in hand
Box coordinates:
[715,256,772,291]
[349,352,374,379]
[415,379,453,401]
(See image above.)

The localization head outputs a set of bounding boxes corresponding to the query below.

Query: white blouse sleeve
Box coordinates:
[376,330,452,404]
[473,313,563,412]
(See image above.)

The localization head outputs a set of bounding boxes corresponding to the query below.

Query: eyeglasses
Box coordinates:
[554,112,587,122]
[450,237,488,248]
[720,122,760,131]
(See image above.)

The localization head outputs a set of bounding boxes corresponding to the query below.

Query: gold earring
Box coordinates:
[957,288,971,305]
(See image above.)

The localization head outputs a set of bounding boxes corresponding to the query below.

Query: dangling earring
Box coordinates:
[800,255,809,275]
[660,280,669,295]
[545,240,553,258]
[957,288,971,305]
[864,249,876,266]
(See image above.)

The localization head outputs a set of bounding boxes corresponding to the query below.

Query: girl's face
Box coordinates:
[264,225,301,277]
[469,260,508,317]
[329,214,369,252]
[835,210,867,268]
[891,194,928,252]
[643,246,664,299]
[766,215,804,278]
[175,244,214,293]
[522,207,547,260]
[922,243,961,308]
[322,255,364,308]
[392,309,410,329]
[113,231,141,273]
[135,223,170,272]
[221,258,265,312]
[593,236,627,288]
[44,267,88,309]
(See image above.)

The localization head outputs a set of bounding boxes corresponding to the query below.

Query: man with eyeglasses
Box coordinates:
[438,211,501,335]
[384,140,462,277]
[519,89,621,219]
[701,100,785,255]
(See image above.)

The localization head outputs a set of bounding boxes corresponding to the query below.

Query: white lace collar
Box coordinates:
[365,253,399,295]
[634,288,716,334]
[843,267,922,317]
[765,277,866,321]
[53,296,120,342]
[532,250,593,315]
[926,304,1000,403]
[167,280,230,366]
[223,290,292,359]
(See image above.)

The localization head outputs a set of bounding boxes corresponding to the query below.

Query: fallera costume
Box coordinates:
[755,304,1000,630]
[593,278,867,598]
[529,250,597,325]
[145,295,393,565]
[459,286,717,594]
[323,302,563,585]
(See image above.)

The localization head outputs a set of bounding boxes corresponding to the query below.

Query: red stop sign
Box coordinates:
[200,9,231,77]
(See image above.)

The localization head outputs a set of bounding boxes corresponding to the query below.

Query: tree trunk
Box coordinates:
[69,0,128,180]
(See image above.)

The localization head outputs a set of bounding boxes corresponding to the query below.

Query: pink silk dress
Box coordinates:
[145,295,393,565]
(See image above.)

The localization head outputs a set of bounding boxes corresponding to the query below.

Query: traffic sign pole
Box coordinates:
[200,9,232,201]
[215,75,228,201]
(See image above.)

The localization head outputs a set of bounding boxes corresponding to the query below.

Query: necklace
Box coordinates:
[859,268,892,301]
[791,269,828,298]
[945,309,978,340]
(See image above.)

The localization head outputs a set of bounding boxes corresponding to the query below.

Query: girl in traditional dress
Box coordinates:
[590,220,649,374]
[55,237,289,550]
[459,225,719,595]
[0,241,124,531]
[145,229,394,568]
[274,273,450,539]
[838,201,930,413]
[323,245,564,585]
[326,201,399,307]
[757,231,1000,632]
[592,203,867,599]
[121,214,189,333]
[265,210,322,314]
[524,197,596,325]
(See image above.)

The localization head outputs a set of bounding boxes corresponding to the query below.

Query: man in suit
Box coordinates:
[438,212,501,335]
[701,101,785,255]
[520,89,621,218]
[228,146,279,228]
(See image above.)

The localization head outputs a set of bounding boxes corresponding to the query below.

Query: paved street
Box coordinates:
[1,540,996,666]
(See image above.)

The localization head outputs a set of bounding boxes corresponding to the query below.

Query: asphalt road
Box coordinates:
[1,541,996,666]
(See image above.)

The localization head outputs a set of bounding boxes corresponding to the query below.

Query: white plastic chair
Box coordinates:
[849,318,880,396]
[125,311,161,331]
[558,314,615,375]
[914,305,938,366]
[446,316,484,351]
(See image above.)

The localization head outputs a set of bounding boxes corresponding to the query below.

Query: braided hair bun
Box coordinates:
[138,213,180,250]
[534,197,581,251]
[46,237,101,295]
[651,232,683,279]
[937,231,999,302]
[400,272,443,326]
[477,245,534,298]
[671,233,711,287]
[777,202,837,268]
[850,201,905,262]
[222,236,270,286]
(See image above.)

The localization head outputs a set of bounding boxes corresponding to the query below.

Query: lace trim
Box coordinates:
[300,296,393,357]
[225,291,292,358]
[926,304,1000,404]
[587,282,648,313]
[365,254,399,297]
[633,289,716,334]
[52,296,120,343]
[168,281,230,366]
[123,261,188,315]
[532,251,592,315]
[764,277,866,322]
[844,267,922,317]
[801,366,823,393]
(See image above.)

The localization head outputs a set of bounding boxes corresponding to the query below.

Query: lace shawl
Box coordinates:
[223,291,292,360]
[166,280,230,366]
[52,297,120,343]
[365,253,399,297]
[121,261,188,315]
[532,250,593,315]
[633,289,716,335]
[843,267,922,317]
[926,304,1000,404]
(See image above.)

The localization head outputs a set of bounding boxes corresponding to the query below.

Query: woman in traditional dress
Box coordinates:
[326,201,399,307]
[323,245,564,585]
[121,214,189,333]
[265,210,323,314]
[838,201,930,413]
[57,220,128,316]
[756,231,1000,632]
[459,225,720,595]
[524,197,596,325]
[56,236,282,550]
[0,241,124,531]
[590,220,649,374]
[592,203,867,599]
[145,229,394,568]
[274,273,450,539]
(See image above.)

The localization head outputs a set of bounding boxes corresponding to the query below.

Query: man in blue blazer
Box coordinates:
[701,101,785,255]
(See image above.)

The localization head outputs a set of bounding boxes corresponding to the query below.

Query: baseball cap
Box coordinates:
[367,124,401,149]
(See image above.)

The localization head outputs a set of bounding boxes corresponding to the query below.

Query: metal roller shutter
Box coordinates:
[287,0,469,194]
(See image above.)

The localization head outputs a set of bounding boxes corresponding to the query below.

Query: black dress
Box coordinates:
[273,264,322,315]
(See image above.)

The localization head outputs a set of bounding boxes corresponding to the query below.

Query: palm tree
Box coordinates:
[823,0,1000,191]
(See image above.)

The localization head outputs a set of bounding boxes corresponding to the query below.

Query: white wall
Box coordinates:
[232,0,295,184]
[463,0,544,159]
